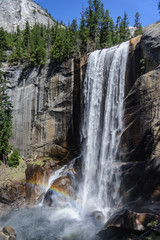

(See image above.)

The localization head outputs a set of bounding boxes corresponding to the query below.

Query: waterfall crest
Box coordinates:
[81,41,129,217]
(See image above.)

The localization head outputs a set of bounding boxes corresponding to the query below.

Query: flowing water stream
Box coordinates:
[0,41,129,239]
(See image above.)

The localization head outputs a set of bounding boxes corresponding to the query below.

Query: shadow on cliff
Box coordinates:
[121,122,160,206]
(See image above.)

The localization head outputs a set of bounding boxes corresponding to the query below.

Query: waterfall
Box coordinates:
[0,42,129,240]
[80,41,129,217]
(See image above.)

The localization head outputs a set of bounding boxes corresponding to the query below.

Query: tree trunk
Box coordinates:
[2,153,8,165]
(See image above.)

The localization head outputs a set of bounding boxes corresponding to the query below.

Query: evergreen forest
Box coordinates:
[0,0,143,66]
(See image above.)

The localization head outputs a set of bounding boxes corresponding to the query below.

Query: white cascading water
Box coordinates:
[80,41,129,218]
[0,42,129,240]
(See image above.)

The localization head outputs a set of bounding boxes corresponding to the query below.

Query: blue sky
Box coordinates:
[35,0,159,27]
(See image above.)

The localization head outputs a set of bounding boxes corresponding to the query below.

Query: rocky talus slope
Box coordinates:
[0,0,55,32]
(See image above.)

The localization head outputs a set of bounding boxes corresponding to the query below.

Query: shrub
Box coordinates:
[8,149,20,167]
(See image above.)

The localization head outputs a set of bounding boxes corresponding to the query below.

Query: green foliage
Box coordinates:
[147,220,158,228]
[119,12,130,42]
[140,58,146,71]
[134,12,142,37]
[0,74,13,164]
[0,0,143,64]
[8,149,20,167]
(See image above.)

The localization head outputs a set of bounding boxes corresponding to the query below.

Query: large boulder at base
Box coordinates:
[0,226,16,240]
[43,176,72,207]
[0,183,26,215]
[25,164,53,205]
[98,209,159,240]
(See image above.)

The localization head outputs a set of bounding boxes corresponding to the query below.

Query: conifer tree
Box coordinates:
[79,10,89,54]
[100,9,115,47]
[119,12,130,42]
[50,22,58,46]
[0,74,12,164]
[134,12,142,36]
[30,24,46,65]
[85,0,104,49]
[23,21,30,48]
[51,28,63,62]
[0,27,7,62]
[115,16,122,44]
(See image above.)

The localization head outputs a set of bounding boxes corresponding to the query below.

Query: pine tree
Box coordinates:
[85,0,104,49]
[0,27,7,62]
[23,21,30,48]
[134,12,142,36]
[30,24,46,65]
[51,28,63,62]
[79,10,89,54]
[115,16,122,44]
[119,12,130,42]
[100,9,115,47]
[0,74,12,164]
[50,22,58,46]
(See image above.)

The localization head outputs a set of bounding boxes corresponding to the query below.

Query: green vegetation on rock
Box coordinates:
[8,149,20,167]
[0,73,13,164]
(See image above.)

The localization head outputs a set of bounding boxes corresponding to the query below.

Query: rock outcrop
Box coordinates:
[0,226,16,240]
[0,0,55,32]
[98,209,160,240]
[121,21,160,203]
[2,57,87,159]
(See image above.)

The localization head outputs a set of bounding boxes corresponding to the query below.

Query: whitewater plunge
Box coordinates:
[80,41,129,218]
[0,41,129,240]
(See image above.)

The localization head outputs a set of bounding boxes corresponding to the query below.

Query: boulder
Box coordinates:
[0,226,16,240]
[3,226,16,238]
[44,176,72,206]
[98,209,159,240]
[0,232,8,240]
[25,164,52,205]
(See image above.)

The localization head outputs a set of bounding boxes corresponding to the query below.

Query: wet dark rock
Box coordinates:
[98,209,160,240]
[90,211,105,223]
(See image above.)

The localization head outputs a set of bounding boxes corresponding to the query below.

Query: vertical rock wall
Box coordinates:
[121,22,160,202]
[2,57,87,159]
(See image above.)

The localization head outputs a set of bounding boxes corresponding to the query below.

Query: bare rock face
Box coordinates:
[141,22,160,72]
[121,22,160,203]
[2,57,87,159]
[0,0,55,32]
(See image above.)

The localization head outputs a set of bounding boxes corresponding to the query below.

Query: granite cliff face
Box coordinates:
[121,21,160,203]
[0,0,55,32]
[2,58,87,159]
